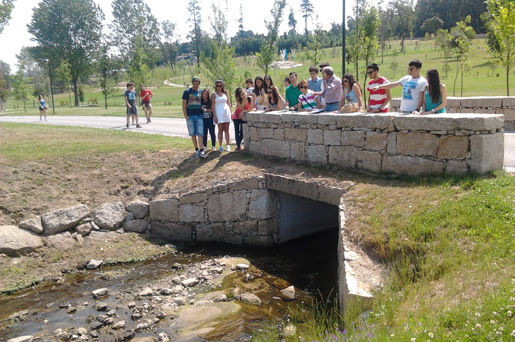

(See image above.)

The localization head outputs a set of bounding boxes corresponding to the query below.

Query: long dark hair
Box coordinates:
[201,88,211,107]
[263,75,274,91]
[426,68,442,104]
[343,73,357,89]
[254,76,264,97]
[215,79,228,96]
[267,86,280,105]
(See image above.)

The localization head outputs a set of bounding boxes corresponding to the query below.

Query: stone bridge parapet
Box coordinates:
[243,111,504,175]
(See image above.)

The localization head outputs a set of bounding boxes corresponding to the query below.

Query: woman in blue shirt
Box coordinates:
[415,68,447,114]
[38,94,48,121]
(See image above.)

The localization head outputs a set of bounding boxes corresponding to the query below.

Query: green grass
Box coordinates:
[4,38,512,118]
[0,122,191,163]
[250,172,515,341]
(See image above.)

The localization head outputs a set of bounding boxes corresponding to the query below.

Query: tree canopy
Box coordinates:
[27,0,104,106]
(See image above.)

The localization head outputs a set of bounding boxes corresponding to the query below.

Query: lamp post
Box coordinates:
[43,59,56,114]
[342,0,346,76]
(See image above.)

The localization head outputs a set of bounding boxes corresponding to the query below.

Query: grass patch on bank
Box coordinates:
[252,172,515,341]
[0,122,191,163]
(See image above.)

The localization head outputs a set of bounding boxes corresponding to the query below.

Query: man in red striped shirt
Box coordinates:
[366,63,391,113]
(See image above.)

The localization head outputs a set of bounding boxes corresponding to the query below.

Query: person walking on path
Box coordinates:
[139,85,154,123]
[125,82,141,128]
[38,95,48,121]
[182,76,206,158]
[212,80,232,152]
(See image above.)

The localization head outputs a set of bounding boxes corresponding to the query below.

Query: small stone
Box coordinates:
[236,292,261,305]
[89,321,103,330]
[66,307,77,314]
[139,287,153,296]
[171,263,182,269]
[282,324,297,337]
[6,336,33,342]
[112,320,126,329]
[106,309,117,316]
[165,243,176,249]
[86,259,103,270]
[157,332,170,342]
[181,278,199,287]
[76,327,88,336]
[280,286,296,300]
[156,311,166,319]
[94,302,108,311]
[236,264,250,270]
[92,288,108,299]
[127,302,136,308]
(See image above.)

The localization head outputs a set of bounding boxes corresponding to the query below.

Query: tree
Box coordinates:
[389,0,415,53]
[98,42,122,109]
[256,0,286,75]
[187,0,202,69]
[161,20,179,70]
[448,16,475,96]
[300,0,314,44]
[110,0,161,73]
[237,4,244,38]
[28,0,104,106]
[0,61,11,111]
[16,47,47,97]
[420,16,444,35]
[11,63,34,113]
[485,0,515,96]
[0,0,14,34]
[288,7,297,34]
[203,3,236,95]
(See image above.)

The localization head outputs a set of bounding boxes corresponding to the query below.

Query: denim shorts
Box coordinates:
[187,115,204,136]
[126,104,138,116]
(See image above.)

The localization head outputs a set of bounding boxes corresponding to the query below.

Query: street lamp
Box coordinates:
[43,59,55,114]
[342,0,346,76]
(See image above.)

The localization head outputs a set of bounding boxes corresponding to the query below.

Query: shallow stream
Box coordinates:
[0,228,338,341]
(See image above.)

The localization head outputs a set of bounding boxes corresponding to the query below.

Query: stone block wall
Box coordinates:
[244,111,504,175]
[149,177,279,247]
[390,96,515,122]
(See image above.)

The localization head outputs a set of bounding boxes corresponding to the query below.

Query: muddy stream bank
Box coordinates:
[0,228,339,342]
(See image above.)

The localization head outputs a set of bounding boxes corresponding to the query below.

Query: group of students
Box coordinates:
[181,58,447,158]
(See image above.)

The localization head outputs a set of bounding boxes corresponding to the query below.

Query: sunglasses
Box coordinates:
[298,86,306,89]
[343,80,349,83]
[366,71,374,75]
[216,85,222,88]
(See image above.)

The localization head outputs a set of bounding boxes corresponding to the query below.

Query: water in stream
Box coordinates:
[0,228,339,341]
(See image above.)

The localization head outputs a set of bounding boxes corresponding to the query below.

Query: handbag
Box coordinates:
[339,102,359,113]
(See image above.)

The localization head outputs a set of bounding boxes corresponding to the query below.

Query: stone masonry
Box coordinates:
[243,111,504,175]
[389,96,515,122]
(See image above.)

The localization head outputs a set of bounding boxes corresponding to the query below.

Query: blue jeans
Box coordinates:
[186,115,203,136]
[203,117,216,147]
[325,102,339,112]
[233,119,245,148]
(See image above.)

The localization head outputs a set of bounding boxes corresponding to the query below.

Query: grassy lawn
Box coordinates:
[3,38,512,118]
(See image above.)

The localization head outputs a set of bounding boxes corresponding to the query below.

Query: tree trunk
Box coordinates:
[73,79,79,107]
[507,67,510,97]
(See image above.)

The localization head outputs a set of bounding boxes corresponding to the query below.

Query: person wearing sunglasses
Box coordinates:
[366,63,391,113]
[338,73,364,113]
[265,86,285,112]
[295,80,321,112]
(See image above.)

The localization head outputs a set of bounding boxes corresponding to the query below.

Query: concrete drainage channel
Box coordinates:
[2,174,386,320]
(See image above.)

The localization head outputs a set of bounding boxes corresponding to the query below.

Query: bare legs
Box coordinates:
[217,122,230,148]
[39,109,47,121]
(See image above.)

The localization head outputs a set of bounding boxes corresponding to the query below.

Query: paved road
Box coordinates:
[0,115,513,170]
[0,115,190,138]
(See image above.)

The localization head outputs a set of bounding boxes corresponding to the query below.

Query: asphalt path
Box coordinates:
[0,115,513,170]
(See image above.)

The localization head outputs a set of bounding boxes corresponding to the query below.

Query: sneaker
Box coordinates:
[148,118,151,123]
[200,150,206,158]
[195,151,200,158]
[226,146,231,152]
[136,124,142,128]
[212,146,217,151]
[147,119,150,124]
[203,146,207,151]
[126,123,129,128]
[219,146,224,152]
